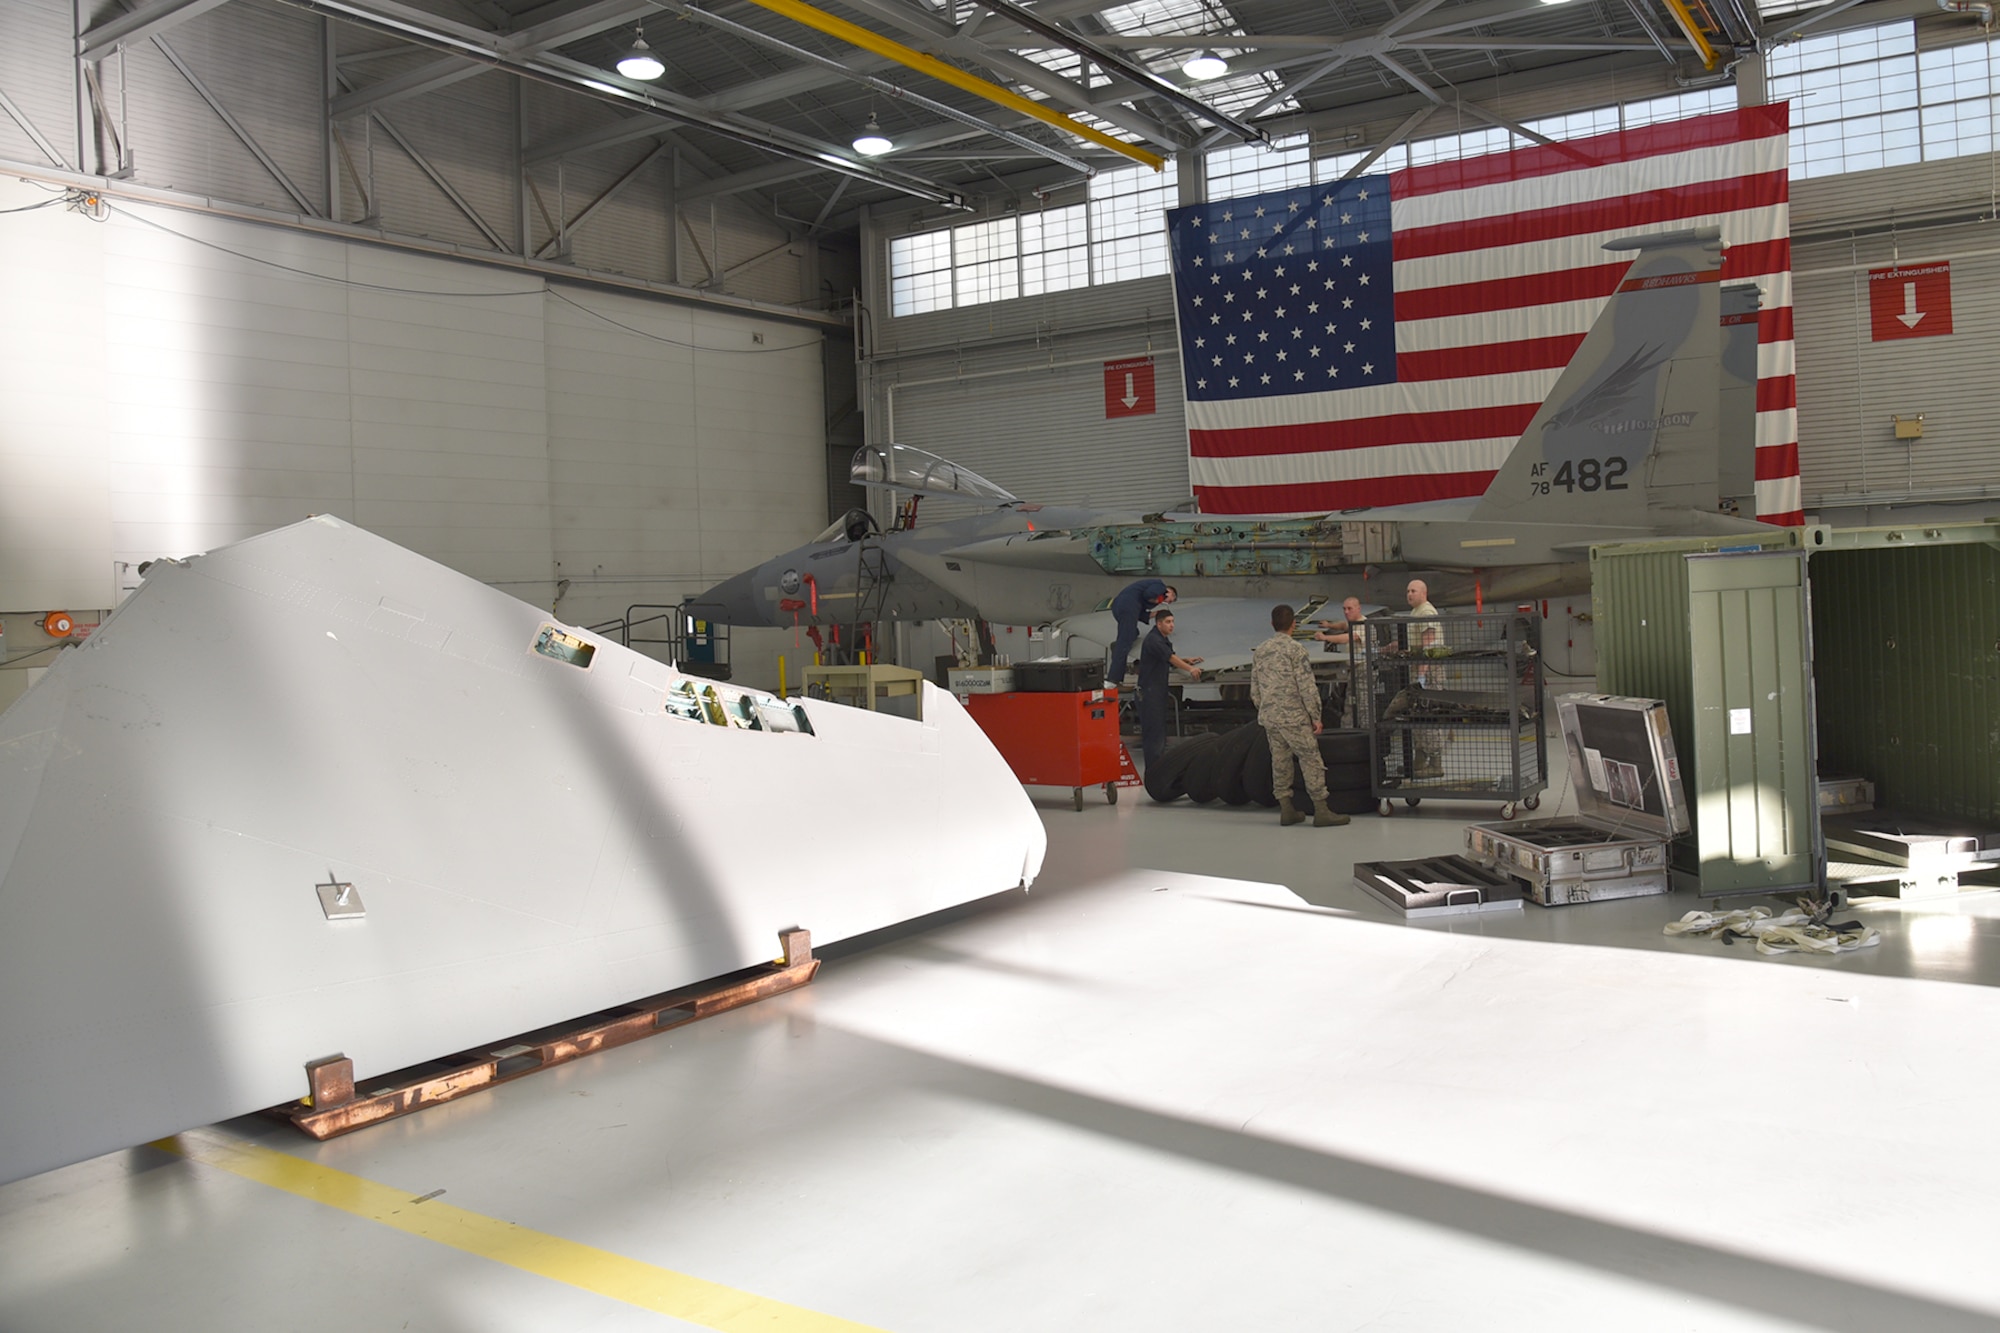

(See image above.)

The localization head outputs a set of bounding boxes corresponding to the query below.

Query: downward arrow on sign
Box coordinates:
[1898,282,1925,328]
[1121,373,1139,408]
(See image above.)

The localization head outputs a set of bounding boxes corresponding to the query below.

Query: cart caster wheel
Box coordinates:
[1523,795,1541,811]
[1379,799,1394,818]
[1405,797,1421,809]
[1072,787,1084,812]
[1501,803,1516,820]
[1106,782,1118,805]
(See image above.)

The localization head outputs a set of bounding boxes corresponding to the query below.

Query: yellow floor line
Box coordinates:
[155,1129,887,1333]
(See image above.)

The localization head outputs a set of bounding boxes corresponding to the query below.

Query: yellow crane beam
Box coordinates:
[733,0,1167,171]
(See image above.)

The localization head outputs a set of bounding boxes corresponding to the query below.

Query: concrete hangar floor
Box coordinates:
[6,743,2000,1332]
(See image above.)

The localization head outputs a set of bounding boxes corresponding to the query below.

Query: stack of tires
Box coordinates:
[1143,724,1374,814]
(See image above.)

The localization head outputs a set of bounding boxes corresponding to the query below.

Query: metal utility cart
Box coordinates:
[1358,610,1546,817]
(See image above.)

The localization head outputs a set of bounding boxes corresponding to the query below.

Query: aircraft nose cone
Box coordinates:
[690,568,769,627]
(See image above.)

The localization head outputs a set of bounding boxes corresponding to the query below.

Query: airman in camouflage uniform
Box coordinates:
[1252,605,1349,828]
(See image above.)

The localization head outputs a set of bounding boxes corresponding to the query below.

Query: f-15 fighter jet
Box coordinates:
[696,229,1771,636]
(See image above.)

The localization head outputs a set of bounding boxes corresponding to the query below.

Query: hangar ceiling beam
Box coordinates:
[135,15,323,214]
[0,83,71,168]
[274,0,975,206]
[78,0,236,63]
[330,0,656,117]
[534,140,667,257]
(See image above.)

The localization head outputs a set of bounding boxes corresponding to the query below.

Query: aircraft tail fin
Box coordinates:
[1471,229,1724,526]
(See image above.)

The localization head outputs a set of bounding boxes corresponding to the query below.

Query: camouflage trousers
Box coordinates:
[1266,721,1327,803]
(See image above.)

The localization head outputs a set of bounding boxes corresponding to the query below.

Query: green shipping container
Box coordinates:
[1591,521,2000,896]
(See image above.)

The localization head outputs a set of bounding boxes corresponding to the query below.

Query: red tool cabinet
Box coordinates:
[962,688,1121,810]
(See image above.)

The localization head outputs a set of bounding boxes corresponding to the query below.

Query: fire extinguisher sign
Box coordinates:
[1868,262,1953,342]
[1103,357,1156,418]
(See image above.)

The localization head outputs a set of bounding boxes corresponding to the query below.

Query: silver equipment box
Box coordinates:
[1464,694,1690,907]
[948,666,1015,695]
[1353,856,1524,918]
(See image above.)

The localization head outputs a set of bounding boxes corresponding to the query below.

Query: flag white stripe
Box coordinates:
[1186,368,1561,431]
[1756,475,1803,513]
[1386,137,1788,232]
[1392,299,1602,352]
[1190,437,1517,488]
[1390,205,1790,292]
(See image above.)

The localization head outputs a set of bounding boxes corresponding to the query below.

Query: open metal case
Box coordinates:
[1464,694,1691,906]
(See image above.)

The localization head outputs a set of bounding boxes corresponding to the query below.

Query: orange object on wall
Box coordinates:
[962,689,1122,810]
[42,612,74,637]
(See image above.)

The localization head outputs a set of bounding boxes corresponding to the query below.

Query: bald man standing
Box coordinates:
[1405,578,1444,777]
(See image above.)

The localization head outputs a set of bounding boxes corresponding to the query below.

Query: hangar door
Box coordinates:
[1684,550,1821,895]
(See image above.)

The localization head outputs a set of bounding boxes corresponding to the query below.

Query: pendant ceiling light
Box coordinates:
[852,114,893,156]
[1182,50,1228,80]
[616,27,665,80]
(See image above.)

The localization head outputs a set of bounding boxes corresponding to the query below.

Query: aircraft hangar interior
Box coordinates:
[5,0,2000,1327]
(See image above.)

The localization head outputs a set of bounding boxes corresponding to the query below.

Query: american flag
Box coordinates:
[1171,104,1800,525]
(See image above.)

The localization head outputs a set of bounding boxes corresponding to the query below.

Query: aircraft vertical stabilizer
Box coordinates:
[1471,230,1724,526]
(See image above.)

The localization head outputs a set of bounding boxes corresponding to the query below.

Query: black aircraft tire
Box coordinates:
[1322,728,1370,766]
[1324,760,1371,792]
[1214,726,1260,806]
[1329,785,1378,815]
[1290,775,1378,816]
[1183,740,1228,804]
[1145,732,1221,804]
[1242,727,1277,807]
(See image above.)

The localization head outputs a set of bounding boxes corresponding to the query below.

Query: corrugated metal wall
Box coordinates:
[1791,174,2000,513]
[1809,540,2000,821]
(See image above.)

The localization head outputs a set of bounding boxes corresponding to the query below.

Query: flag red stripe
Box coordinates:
[1724,237,1791,277]
[1395,333,1584,382]
[1759,510,1806,527]
[1392,105,1790,199]
[1755,441,1800,481]
[1757,375,1797,412]
[1759,305,1795,341]
[1395,262,1631,321]
[1392,171,1789,260]
[1194,471,1498,512]
[1191,404,1538,458]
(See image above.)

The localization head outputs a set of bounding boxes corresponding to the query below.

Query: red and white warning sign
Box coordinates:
[1103,356,1155,418]
[1868,262,1954,342]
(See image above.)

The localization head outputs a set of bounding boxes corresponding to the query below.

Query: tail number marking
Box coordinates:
[1530,458,1629,495]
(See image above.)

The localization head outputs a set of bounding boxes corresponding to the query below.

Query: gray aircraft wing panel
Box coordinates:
[0,517,1045,1185]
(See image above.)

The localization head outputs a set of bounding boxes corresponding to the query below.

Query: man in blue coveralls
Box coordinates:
[1136,610,1202,769]
[1105,579,1177,687]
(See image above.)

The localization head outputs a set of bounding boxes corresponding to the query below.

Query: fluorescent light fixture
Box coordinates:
[1183,49,1228,80]
[853,115,893,156]
[616,30,665,80]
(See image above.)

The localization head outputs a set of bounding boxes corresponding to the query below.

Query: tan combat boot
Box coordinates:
[1278,794,1305,827]
[1313,796,1350,828]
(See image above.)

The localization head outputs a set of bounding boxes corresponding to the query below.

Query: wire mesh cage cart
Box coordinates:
[1358,610,1547,817]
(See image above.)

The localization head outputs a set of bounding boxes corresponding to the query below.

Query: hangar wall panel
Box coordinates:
[542,289,827,629]
[0,178,827,691]
[0,181,112,610]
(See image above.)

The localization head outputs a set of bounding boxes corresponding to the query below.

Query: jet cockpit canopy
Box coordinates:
[851,444,1018,506]
[813,508,881,544]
